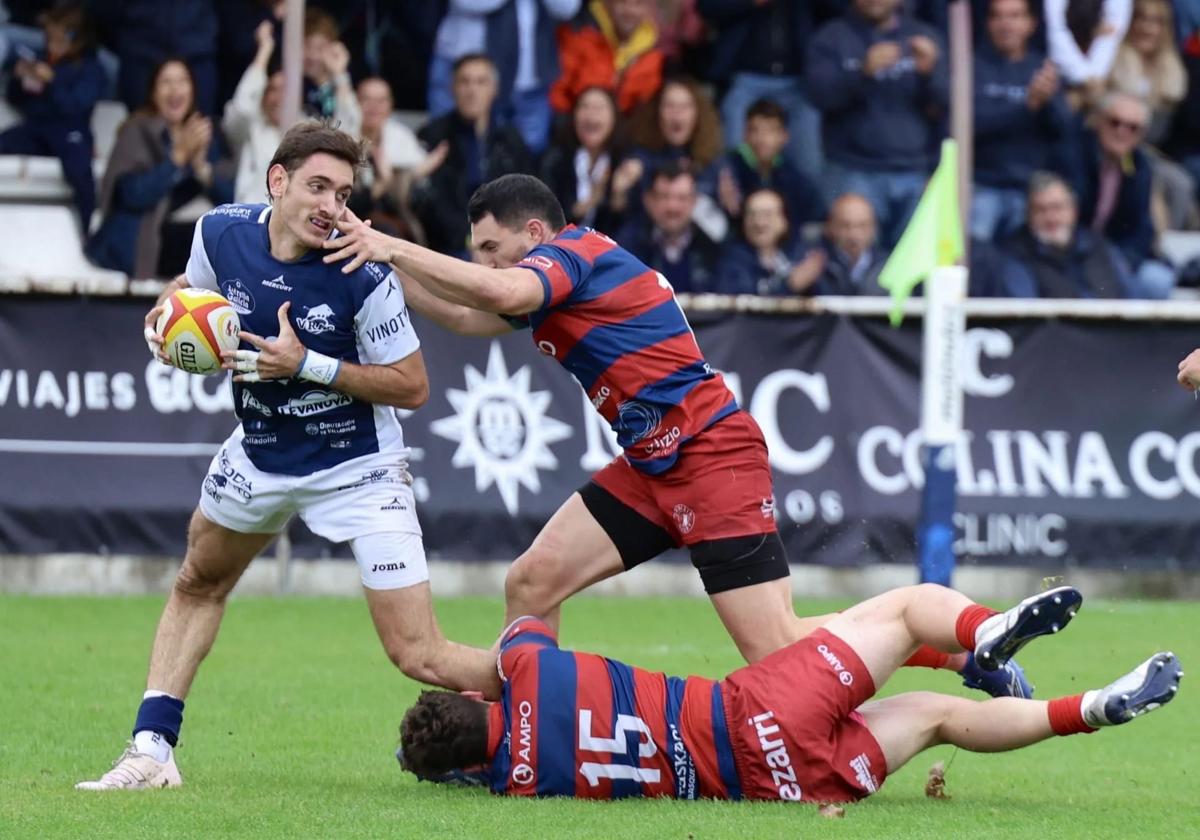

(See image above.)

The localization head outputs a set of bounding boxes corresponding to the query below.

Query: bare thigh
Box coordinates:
[503,492,626,623]
[179,508,276,595]
[709,578,839,663]
[857,692,957,775]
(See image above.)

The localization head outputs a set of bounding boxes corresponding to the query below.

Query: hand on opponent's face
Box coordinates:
[321,207,400,274]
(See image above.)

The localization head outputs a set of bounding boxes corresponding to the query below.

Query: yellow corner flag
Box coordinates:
[876,139,964,326]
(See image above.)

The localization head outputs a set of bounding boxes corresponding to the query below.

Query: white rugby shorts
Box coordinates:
[198,427,427,590]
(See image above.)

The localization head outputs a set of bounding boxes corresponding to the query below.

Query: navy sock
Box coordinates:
[133,695,185,747]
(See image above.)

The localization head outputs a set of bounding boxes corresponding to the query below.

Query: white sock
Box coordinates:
[133,729,172,762]
[1080,689,1107,728]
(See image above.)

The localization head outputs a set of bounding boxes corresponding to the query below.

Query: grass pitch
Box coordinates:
[1,593,1196,839]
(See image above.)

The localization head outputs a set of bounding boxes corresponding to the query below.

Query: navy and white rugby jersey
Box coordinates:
[185,203,419,476]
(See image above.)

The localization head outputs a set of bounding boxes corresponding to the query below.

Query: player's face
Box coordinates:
[152,61,194,126]
[274,152,355,250]
[470,213,542,269]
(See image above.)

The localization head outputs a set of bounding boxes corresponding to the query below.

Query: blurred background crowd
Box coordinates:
[4,0,1200,300]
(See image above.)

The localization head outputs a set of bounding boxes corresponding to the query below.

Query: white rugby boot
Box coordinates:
[75,743,182,790]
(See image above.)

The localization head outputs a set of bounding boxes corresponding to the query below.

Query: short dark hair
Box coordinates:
[399,691,490,779]
[453,52,495,77]
[746,98,787,125]
[648,160,695,190]
[266,120,367,198]
[467,173,567,231]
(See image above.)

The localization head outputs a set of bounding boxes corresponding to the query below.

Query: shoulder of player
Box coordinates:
[198,203,269,248]
[340,259,395,302]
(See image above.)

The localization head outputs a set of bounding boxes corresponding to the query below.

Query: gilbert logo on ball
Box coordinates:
[156,288,241,375]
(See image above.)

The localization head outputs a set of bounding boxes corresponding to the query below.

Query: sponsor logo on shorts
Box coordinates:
[672,503,695,535]
[278,390,352,416]
[215,451,253,502]
[849,753,878,793]
[370,562,406,573]
[262,274,291,291]
[748,710,802,801]
[223,279,255,315]
[668,722,697,800]
[297,303,336,335]
[334,469,394,491]
[380,496,407,511]
[202,474,226,503]
[817,642,854,686]
[761,496,776,519]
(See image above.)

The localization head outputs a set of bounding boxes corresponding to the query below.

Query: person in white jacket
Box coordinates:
[223,21,361,205]
[1045,0,1132,95]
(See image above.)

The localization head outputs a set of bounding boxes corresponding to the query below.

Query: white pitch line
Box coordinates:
[0,439,220,456]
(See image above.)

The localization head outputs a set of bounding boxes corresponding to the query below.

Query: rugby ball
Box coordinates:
[156,288,241,375]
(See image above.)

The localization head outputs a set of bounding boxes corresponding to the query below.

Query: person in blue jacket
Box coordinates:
[972,0,1070,241]
[805,0,949,248]
[0,3,106,228]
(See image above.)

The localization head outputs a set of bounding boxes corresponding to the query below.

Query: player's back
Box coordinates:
[515,227,738,474]
[487,618,743,800]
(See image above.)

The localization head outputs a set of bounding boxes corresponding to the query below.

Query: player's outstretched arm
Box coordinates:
[323,208,544,315]
[396,269,515,337]
[221,302,430,409]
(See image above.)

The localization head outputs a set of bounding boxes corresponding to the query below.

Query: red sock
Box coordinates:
[1048,694,1097,735]
[954,604,1000,650]
[904,645,952,670]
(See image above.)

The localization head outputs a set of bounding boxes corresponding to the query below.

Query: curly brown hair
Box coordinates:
[628,75,723,168]
[399,691,490,779]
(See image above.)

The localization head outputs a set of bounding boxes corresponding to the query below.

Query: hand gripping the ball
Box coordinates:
[143,304,171,365]
[222,302,307,383]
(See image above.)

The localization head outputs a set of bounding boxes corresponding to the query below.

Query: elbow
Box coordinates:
[394,378,429,410]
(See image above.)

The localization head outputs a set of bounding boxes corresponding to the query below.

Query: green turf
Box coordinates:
[1,594,1195,839]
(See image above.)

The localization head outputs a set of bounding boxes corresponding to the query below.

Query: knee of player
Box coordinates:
[173,560,236,602]
[504,552,556,609]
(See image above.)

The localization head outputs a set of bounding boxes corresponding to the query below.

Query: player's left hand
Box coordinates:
[322,207,399,273]
[1178,348,1200,391]
[222,302,306,382]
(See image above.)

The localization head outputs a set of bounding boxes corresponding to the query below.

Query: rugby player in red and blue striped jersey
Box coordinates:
[322,174,1025,699]
[399,585,1180,804]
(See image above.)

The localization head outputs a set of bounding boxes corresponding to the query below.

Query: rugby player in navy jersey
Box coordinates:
[324,173,1029,699]
[76,123,498,791]
[399,585,1181,804]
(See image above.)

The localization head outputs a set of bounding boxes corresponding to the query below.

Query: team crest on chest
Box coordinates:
[297,303,336,335]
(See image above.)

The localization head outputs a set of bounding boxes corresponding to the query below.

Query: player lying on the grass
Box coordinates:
[398,584,1182,803]
[76,121,498,791]
[321,172,1030,701]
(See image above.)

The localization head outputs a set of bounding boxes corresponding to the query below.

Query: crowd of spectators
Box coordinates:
[4,0,1200,300]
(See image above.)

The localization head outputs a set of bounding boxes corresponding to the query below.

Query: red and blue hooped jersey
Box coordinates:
[514,226,737,475]
[486,618,743,800]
